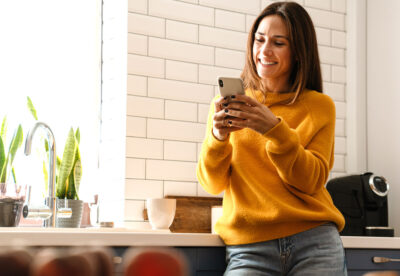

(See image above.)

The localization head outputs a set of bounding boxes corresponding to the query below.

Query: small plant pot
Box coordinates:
[56,199,84,228]
[0,198,24,227]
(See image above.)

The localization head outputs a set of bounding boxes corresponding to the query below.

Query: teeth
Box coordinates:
[260,60,276,65]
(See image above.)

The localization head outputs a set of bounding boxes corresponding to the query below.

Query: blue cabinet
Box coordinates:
[178,248,400,275]
[346,249,400,275]
[114,246,400,275]
[113,246,227,276]
[179,247,226,275]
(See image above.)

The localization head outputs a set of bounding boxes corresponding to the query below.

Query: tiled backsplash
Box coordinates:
[125,0,347,228]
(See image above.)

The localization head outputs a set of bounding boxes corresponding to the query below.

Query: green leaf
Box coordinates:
[0,117,6,142]
[56,128,76,198]
[73,158,82,199]
[44,140,49,152]
[0,125,23,183]
[56,156,61,169]
[7,125,23,165]
[66,172,76,199]
[56,156,61,184]
[11,167,16,184]
[75,128,80,144]
[27,96,38,121]
[0,137,5,179]
[66,140,81,200]
[0,166,6,184]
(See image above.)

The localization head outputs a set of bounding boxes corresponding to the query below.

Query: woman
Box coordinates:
[197,2,347,275]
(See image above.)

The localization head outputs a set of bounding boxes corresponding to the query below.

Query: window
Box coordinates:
[0,1,110,210]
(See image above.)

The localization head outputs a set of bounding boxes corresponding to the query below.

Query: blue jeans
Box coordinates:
[225,223,347,275]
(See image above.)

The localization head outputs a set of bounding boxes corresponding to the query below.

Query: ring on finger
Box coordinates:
[223,118,229,127]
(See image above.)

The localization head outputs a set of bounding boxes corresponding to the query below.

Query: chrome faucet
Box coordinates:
[24,122,57,227]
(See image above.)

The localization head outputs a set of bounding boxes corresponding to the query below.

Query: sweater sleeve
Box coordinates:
[264,96,336,195]
[196,98,233,195]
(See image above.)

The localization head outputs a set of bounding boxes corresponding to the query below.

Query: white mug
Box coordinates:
[146,198,176,231]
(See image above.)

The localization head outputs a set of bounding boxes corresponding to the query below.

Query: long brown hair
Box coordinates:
[241,1,322,104]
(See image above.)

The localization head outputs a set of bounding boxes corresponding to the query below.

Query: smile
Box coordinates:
[259,59,277,65]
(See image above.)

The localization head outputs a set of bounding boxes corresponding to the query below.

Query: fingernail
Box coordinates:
[224,109,228,113]
[223,103,228,107]
[231,95,236,99]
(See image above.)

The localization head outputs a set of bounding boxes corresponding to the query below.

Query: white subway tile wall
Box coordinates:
[125,0,348,225]
[165,100,198,122]
[128,0,147,14]
[166,20,199,43]
[127,75,147,96]
[166,60,198,82]
[128,34,148,55]
[127,54,165,77]
[245,15,257,32]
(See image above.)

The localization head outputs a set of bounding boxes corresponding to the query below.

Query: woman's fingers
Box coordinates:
[214,96,233,112]
[232,94,260,107]
[212,108,243,140]
[219,95,279,134]
[212,94,277,140]
[213,110,234,129]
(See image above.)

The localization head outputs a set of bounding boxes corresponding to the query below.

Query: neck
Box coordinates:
[261,78,291,94]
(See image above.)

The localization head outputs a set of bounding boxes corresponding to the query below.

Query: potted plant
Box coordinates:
[27,97,83,227]
[55,127,83,227]
[0,117,25,226]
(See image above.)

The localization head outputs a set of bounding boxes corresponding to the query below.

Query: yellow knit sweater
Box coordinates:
[197,89,345,245]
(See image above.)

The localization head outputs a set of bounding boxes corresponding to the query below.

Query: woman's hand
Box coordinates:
[212,96,244,141]
[219,94,280,135]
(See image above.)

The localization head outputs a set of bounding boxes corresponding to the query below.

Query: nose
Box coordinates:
[261,40,273,56]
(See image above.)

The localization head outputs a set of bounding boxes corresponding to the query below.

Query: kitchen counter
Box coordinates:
[0,227,400,249]
[0,227,225,247]
[2,229,399,275]
[341,235,400,249]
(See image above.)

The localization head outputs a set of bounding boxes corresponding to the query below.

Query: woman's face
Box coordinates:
[253,15,293,92]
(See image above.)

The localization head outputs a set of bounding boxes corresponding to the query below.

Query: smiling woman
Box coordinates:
[197,1,347,275]
[0,1,103,205]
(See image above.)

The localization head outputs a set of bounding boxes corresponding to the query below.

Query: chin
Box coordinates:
[257,72,274,79]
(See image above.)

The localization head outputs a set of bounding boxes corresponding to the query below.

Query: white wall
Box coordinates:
[98,0,128,225]
[366,0,400,235]
[125,0,347,228]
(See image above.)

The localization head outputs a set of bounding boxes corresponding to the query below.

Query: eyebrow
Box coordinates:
[255,32,289,40]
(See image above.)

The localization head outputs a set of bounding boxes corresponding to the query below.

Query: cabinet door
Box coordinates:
[346,249,400,274]
[177,247,226,275]
[196,247,226,271]
[177,247,197,276]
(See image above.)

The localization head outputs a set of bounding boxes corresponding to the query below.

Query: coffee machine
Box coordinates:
[326,172,394,237]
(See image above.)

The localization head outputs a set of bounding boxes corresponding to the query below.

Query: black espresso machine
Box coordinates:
[326,172,394,237]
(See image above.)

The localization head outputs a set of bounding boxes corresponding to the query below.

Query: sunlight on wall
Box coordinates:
[98,0,127,225]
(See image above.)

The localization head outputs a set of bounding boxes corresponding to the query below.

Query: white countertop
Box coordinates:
[0,227,225,247]
[340,236,400,249]
[0,228,400,249]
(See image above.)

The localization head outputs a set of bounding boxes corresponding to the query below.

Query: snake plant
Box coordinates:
[56,127,82,199]
[0,116,23,186]
[27,97,82,200]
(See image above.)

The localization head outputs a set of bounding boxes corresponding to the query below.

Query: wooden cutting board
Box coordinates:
[143,196,223,233]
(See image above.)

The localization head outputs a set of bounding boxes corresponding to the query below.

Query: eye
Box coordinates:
[274,41,285,46]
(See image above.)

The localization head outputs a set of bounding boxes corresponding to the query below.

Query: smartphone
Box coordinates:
[217,77,245,97]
